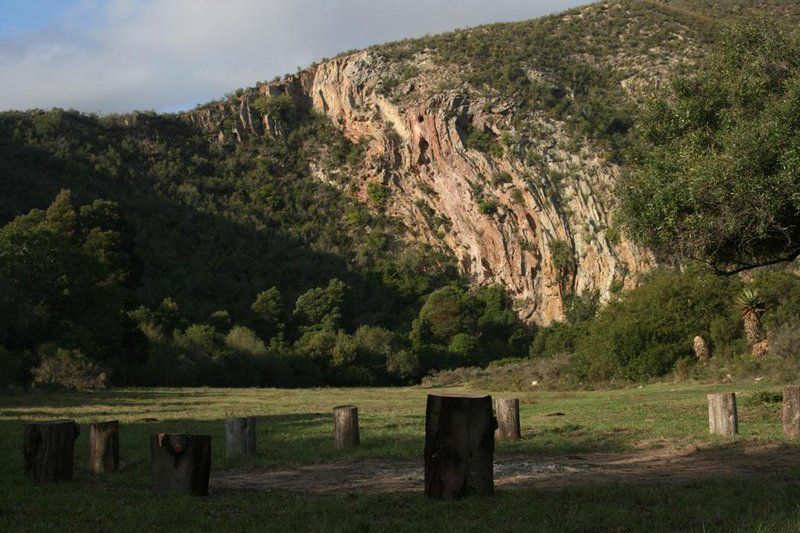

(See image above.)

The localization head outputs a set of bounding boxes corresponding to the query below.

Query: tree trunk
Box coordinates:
[89,420,119,474]
[425,393,496,499]
[743,313,764,346]
[494,398,521,440]
[783,386,800,439]
[708,393,738,436]
[225,417,257,459]
[23,419,80,483]
[150,433,211,495]
[333,406,360,449]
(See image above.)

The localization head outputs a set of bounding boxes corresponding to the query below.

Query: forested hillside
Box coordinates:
[2,0,800,388]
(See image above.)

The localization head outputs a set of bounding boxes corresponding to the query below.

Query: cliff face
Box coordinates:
[308,51,653,324]
[184,0,681,324]
[185,49,653,324]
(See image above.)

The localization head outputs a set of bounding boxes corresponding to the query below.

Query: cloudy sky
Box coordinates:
[0,0,591,114]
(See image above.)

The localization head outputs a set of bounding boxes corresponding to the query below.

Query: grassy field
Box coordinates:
[2,380,800,531]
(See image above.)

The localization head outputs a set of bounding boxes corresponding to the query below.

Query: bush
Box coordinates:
[422,354,574,390]
[570,268,742,382]
[32,346,107,390]
[366,182,388,204]
[478,199,498,215]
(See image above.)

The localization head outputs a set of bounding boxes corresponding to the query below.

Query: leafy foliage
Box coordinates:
[619,20,800,272]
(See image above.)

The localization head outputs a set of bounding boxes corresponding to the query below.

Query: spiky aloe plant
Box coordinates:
[735,288,766,346]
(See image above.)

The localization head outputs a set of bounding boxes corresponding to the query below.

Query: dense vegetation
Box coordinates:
[0,100,529,388]
[619,21,800,272]
[3,2,800,390]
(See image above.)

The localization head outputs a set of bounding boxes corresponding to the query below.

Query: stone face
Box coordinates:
[300,52,653,324]
[184,51,654,325]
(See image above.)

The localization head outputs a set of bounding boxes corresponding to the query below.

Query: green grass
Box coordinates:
[2,380,800,531]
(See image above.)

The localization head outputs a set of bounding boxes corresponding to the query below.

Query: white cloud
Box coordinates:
[0,0,590,114]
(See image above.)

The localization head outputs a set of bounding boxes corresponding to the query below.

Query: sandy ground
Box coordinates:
[211,443,800,493]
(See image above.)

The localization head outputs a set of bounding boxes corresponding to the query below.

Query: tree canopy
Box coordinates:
[618,21,800,273]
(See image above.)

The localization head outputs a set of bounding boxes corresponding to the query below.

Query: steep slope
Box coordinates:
[182,0,724,323]
[6,0,800,326]
[185,0,800,323]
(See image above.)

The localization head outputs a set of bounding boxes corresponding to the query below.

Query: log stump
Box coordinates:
[333,405,360,449]
[495,398,521,440]
[424,393,496,499]
[150,433,211,495]
[225,416,257,459]
[23,419,80,483]
[783,386,800,438]
[89,420,119,474]
[708,393,738,435]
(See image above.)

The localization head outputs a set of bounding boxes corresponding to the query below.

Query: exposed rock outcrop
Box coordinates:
[184,51,653,324]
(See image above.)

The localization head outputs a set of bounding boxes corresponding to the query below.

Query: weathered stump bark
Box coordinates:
[225,416,257,459]
[89,420,119,474]
[425,393,496,499]
[708,393,738,435]
[495,398,521,440]
[23,419,80,483]
[333,406,360,449]
[150,433,211,495]
[783,386,800,438]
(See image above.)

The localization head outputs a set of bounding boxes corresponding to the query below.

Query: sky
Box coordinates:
[0,0,592,114]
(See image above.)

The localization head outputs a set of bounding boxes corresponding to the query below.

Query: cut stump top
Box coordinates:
[427,393,490,399]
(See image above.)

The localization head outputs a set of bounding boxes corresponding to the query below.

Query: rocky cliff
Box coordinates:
[184,60,654,325]
[183,2,705,324]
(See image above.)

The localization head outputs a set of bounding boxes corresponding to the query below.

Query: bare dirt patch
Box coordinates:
[211,443,800,494]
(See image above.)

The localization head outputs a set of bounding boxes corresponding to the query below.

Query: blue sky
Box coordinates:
[0,0,592,114]
[0,0,71,37]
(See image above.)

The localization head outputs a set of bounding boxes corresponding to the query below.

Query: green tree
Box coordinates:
[293,279,348,331]
[251,287,285,339]
[619,21,800,273]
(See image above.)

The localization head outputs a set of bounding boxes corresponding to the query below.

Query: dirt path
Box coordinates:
[211,443,800,494]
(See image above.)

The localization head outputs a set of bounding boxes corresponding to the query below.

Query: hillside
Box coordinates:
[179,0,800,324]
[2,0,800,386]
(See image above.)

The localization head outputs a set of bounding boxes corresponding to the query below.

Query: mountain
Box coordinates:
[3,0,799,328]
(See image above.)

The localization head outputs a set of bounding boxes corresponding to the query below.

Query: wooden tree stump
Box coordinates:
[89,420,119,474]
[495,398,521,440]
[225,416,257,459]
[150,433,211,495]
[23,419,80,483]
[783,386,800,438]
[708,393,738,435]
[425,393,496,499]
[333,405,360,449]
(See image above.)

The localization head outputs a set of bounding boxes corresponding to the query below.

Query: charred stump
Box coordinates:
[424,393,496,499]
[23,419,80,483]
[150,433,211,495]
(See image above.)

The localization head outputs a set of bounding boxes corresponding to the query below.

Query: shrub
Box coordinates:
[492,171,513,186]
[570,268,742,382]
[32,346,107,390]
[366,182,388,205]
[746,390,783,405]
[478,199,498,215]
[386,349,420,382]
